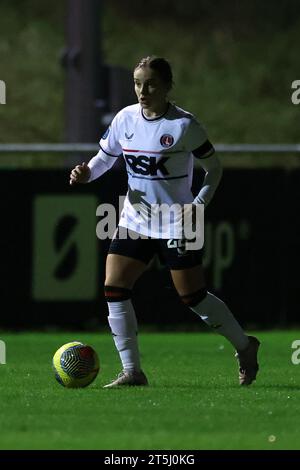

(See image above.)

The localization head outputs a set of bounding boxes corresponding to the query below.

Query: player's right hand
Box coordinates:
[69,162,91,185]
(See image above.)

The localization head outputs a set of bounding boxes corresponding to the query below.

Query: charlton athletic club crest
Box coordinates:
[160,134,174,148]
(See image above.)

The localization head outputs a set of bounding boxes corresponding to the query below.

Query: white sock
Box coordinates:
[191,292,249,350]
[107,299,141,372]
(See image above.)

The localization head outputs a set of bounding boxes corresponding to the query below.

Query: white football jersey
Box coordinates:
[99,102,214,238]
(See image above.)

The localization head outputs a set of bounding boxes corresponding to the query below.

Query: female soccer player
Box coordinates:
[70,56,260,387]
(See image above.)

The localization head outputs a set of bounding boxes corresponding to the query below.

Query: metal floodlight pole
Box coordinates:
[62,0,104,164]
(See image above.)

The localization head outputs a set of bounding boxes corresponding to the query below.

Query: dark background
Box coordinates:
[1,165,298,329]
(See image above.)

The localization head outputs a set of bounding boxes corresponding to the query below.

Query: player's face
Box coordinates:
[134,66,169,114]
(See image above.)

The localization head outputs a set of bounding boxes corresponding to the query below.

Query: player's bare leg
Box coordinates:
[105,253,146,289]
[171,264,260,385]
[104,254,148,387]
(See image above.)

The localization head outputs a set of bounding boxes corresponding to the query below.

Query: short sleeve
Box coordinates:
[99,113,122,156]
[183,118,209,152]
[183,118,215,159]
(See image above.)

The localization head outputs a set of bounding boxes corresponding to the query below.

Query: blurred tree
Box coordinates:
[109,0,300,33]
[0,0,64,24]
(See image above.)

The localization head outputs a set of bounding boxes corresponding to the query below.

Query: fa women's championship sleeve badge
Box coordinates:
[102,127,110,140]
[160,134,174,148]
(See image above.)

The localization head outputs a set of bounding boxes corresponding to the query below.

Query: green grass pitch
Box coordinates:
[0,331,299,450]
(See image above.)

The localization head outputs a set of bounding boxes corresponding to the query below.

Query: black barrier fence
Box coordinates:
[0,166,299,329]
